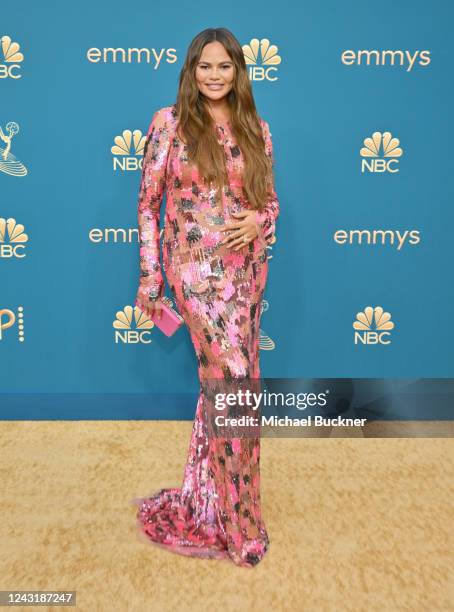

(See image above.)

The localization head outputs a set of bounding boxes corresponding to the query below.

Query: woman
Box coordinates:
[133,27,280,568]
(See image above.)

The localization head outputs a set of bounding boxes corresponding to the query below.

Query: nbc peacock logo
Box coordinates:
[353,305,395,345]
[0,122,28,176]
[242,38,281,81]
[111,129,147,172]
[113,305,155,344]
[0,35,23,79]
[360,131,403,173]
[0,217,29,258]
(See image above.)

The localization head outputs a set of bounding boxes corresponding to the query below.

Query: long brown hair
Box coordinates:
[175,27,274,212]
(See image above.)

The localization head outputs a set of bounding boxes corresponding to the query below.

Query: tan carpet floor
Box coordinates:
[1,421,453,611]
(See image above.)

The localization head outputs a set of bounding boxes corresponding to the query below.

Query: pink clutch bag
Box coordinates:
[150,296,184,337]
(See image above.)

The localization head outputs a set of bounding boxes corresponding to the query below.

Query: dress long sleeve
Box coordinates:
[253,120,280,249]
[133,102,271,567]
[135,108,171,305]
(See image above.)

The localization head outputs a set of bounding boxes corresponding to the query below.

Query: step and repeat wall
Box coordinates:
[1,1,453,418]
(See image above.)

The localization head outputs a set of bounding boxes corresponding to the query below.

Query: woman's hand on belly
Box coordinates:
[219,210,259,251]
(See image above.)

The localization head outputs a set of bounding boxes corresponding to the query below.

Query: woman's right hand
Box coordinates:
[135,286,164,320]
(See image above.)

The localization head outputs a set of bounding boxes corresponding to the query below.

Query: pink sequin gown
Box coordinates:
[132,104,280,568]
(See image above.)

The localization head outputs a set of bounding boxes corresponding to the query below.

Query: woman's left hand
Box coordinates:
[219,211,259,251]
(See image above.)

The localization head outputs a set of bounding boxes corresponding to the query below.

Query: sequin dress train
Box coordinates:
[132,104,280,568]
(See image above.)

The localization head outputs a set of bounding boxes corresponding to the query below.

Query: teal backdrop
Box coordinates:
[1,0,453,418]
